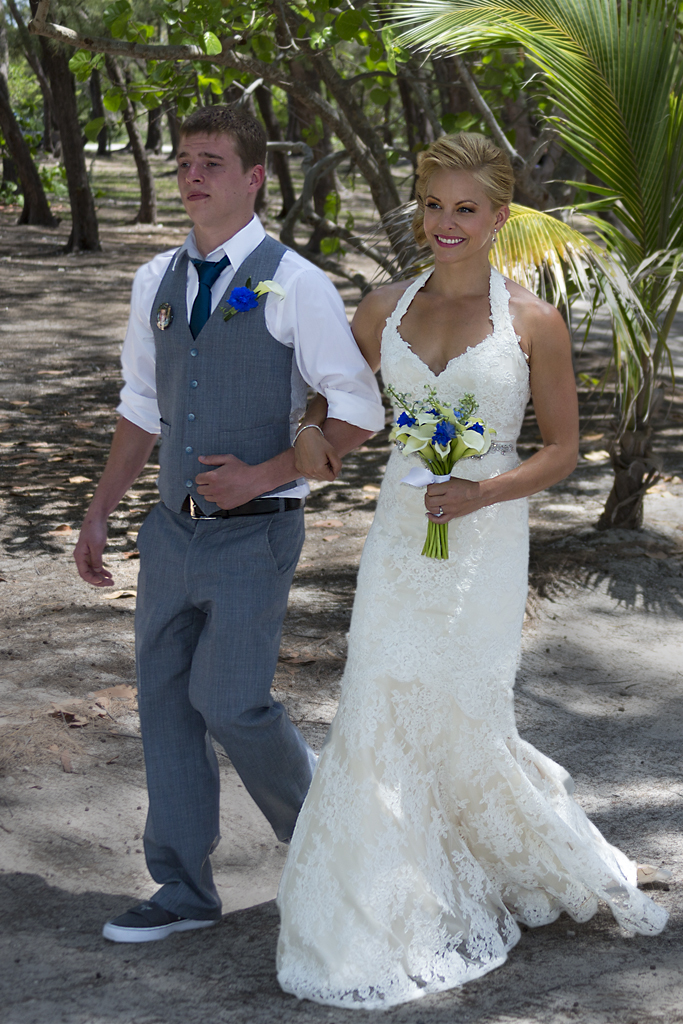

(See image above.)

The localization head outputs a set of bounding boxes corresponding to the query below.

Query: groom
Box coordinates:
[74,104,383,942]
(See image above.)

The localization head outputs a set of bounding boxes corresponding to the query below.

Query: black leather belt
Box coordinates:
[182,495,305,519]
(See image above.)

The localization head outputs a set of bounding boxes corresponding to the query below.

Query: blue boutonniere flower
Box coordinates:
[221,276,286,322]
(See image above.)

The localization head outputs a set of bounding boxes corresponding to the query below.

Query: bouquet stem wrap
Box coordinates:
[387,385,495,560]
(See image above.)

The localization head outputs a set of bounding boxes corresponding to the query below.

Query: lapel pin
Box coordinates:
[156,302,173,330]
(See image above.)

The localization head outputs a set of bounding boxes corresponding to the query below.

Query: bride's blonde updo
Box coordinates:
[412,132,515,246]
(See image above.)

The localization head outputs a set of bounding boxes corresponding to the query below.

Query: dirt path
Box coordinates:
[1,162,682,1023]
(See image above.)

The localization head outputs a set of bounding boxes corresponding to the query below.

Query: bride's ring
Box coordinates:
[435,506,444,517]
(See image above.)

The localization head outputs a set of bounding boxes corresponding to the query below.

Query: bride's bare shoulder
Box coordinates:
[505,278,567,334]
[355,280,413,321]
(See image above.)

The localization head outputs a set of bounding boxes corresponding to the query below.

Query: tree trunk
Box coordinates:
[597,429,660,530]
[254,84,295,218]
[104,55,156,224]
[163,99,180,159]
[145,105,163,153]
[33,9,100,251]
[0,15,56,226]
[286,60,336,252]
[6,0,56,152]
[89,68,108,156]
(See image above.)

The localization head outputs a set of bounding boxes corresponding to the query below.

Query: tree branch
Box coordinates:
[452,52,551,208]
[452,52,521,165]
[29,1,237,60]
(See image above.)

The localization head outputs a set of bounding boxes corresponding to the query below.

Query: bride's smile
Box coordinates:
[422,168,507,265]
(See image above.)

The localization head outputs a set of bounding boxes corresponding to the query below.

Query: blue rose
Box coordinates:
[432,421,456,446]
[228,286,259,312]
[397,411,417,427]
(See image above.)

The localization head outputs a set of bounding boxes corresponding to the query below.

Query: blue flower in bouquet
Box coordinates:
[228,286,259,312]
[397,411,417,427]
[467,422,484,435]
[432,421,456,447]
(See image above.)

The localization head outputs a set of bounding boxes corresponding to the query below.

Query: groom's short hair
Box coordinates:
[180,105,267,172]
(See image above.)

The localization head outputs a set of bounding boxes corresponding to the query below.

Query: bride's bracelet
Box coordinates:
[292,423,325,447]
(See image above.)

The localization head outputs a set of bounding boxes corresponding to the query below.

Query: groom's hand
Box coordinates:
[196,454,263,509]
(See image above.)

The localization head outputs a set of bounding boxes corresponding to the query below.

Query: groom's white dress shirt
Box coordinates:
[117,214,384,498]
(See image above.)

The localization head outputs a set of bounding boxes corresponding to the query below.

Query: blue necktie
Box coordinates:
[189,255,230,338]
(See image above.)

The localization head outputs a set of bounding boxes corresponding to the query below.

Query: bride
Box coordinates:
[277,132,668,1010]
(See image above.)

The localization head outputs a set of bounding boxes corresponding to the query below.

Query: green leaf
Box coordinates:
[336,8,365,41]
[84,117,105,143]
[203,31,223,55]
[324,190,341,222]
[370,87,391,106]
[103,88,124,113]
[320,236,342,254]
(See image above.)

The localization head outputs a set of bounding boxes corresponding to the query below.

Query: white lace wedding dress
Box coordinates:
[276,268,668,1009]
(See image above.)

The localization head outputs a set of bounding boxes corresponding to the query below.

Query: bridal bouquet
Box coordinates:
[386,384,494,560]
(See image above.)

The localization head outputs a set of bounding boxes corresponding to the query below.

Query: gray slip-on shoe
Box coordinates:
[102,901,219,943]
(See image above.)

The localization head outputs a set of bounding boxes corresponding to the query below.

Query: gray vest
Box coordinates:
[150,235,298,514]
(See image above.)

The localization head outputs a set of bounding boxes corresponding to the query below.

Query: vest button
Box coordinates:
[190,380,198,388]
[185,479,193,489]
[187,413,195,421]
[190,348,198,357]
[185,446,193,454]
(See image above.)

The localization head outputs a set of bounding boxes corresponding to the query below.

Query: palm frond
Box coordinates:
[392,0,682,260]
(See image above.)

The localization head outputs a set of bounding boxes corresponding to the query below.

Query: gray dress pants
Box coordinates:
[134,501,315,920]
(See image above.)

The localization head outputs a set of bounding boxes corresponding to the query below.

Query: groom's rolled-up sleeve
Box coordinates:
[116,258,167,435]
[269,256,385,433]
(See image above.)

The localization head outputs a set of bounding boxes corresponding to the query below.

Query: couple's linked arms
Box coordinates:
[73,413,370,587]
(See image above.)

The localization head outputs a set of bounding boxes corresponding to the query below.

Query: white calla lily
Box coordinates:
[460,429,487,453]
[254,279,286,299]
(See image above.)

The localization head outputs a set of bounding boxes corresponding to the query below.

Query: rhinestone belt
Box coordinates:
[471,442,516,460]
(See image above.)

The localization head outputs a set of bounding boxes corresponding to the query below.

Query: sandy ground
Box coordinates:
[1,177,682,1023]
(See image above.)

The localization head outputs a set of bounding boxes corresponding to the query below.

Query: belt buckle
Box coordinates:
[189,496,218,520]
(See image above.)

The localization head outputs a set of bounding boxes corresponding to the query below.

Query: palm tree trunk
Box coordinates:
[598,428,660,530]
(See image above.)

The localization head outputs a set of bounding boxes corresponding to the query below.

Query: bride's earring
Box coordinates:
[491,229,498,245]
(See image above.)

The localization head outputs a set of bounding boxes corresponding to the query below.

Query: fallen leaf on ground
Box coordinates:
[645,550,669,560]
[362,485,381,494]
[60,752,72,773]
[278,652,316,665]
[123,550,140,560]
[323,533,341,542]
[68,475,92,484]
[91,684,137,700]
[50,705,88,727]
[583,450,610,462]
[74,421,94,428]
[49,524,72,534]
[310,519,344,529]
[105,589,137,600]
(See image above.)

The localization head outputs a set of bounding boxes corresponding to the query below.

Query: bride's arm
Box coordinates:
[425,296,579,522]
[293,393,344,481]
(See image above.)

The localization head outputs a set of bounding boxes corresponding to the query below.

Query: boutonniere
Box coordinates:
[221,277,286,322]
